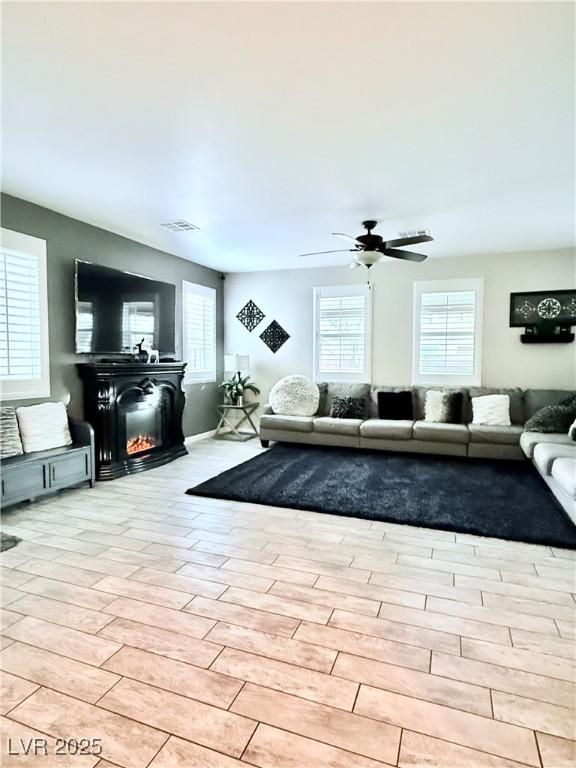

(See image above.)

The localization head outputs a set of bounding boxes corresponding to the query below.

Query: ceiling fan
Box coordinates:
[298,220,433,269]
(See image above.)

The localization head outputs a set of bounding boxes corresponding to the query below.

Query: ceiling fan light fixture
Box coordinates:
[355,251,381,267]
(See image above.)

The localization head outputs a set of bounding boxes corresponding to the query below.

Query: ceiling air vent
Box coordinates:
[161,220,200,232]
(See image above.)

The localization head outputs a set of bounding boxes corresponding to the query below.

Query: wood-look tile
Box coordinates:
[14,559,103,587]
[205,621,336,672]
[119,519,195,537]
[147,736,247,768]
[492,691,575,740]
[0,567,34,589]
[33,535,107,556]
[481,592,576,622]
[0,609,23,631]
[455,575,576,606]
[54,552,141,578]
[99,677,256,758]
[176,561,272,592]
[399,553,501,580]
[75,532,150,552]
[537,733,576,768]
[0,642,119,703]
[426,596,559,635]
[142,543,228,568]
[221,558,318,586]
[7,594,113,633]
[556,619,576,640]
[97,547,186,572]
[378,602,511,644]
[367,561,454,585]
[127,567,227,599]
[0,588,25,607]
[315,575,426,609]
[0,715,100,767]
[431,549,538,575]
[103,646,242,707]
[192,540,276,564]
[0,671,38,714]
[501,570,576,592]
[19,577,115,611]
[8,687,168,768]
[294,621,430,671]
[269,581,380,616]
[431,651,576,709]
[510,627,576,659]
[102,597,215,638]
[242,723,391,768]
[119,528,199,549]
[354,685,540,766]
[398,731,534,768]
[217,586,333,623]
[91,575,190,609]
[461,638,576,682]
[329,609,460,654]
[367,572,483,604]
[333,652,492,716]
[98,617,222,667]
[4,616,121,665]
[265,540,356,566]
[183,596,306,637]
[212,647,358,710]
[231,683,400,764]
[273,555,371,582]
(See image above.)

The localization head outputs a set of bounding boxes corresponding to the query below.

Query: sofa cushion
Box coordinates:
[16,402,72,453]
[519,431,573,458]
[0,407,23,459]
[534,443,576,476]
[414,387,468,422]
[318,383,370,417]
[360,419,414,440]
[468,424,523,445]
[259,414,314,433]
[551,458,576,499]
[313,417,363,436]
[467,387,524,424]
[413,421,470,444]
[524,389,575,421]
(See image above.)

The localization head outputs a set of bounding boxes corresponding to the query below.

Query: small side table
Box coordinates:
[214,402,259,442]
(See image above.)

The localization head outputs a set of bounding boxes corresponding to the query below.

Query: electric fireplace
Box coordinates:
[78,362,187,480]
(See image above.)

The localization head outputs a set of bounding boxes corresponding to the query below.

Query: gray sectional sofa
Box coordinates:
[520,431,576,523]
[260,383,574,462]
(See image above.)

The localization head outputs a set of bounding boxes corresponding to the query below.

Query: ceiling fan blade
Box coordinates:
[384,234,433,248]
[348,260,361,270]
[379,247,428,263]
[298,249,356,257]
[332,232,363,245]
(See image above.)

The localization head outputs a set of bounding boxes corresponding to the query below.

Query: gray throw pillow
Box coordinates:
[330,396,366,419]
[0,408,23,459]
[524,404,576,433]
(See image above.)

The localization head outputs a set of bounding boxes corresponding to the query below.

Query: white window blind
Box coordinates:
[182,281,216,383]
[413,279,483,386]
[313,284,371,382]
[0,228,50,400]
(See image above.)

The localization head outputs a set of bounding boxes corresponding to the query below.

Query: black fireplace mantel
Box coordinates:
[77,361,187,480]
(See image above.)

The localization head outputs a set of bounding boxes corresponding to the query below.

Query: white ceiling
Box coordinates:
[2,2,574,272]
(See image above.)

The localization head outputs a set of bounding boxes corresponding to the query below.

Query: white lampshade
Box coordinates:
[224,354,250,374]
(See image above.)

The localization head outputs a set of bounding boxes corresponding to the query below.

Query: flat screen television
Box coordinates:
[75,260,176,355]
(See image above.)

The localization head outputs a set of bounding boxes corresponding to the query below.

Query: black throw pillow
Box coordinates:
[330,396,366,419]
[377,391,414,420]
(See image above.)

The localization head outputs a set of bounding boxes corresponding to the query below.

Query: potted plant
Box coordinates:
[219,372,260,406]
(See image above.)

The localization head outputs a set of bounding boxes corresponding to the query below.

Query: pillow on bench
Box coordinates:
[16,402,72,453]
[0,408,23,459]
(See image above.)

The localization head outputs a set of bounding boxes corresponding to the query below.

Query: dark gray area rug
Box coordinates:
[0,532,21,552]
[187,444,576,549]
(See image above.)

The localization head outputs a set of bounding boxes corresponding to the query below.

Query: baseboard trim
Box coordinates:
[185,430,217,445]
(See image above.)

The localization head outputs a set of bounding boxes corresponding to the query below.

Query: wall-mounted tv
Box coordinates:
[75,260,176,355]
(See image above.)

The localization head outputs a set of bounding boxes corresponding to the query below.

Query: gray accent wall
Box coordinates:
[1,194,224,436]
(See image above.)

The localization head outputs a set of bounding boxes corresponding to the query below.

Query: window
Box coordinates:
[121,300,156,351]
[0,228,50,400]
[313,284,371,382]
[182,281,216,383]
[412,278,484,386]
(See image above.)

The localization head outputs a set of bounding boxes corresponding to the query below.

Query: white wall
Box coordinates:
[224,249,576,406]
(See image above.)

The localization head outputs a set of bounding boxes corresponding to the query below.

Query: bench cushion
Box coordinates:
[533,443,576,476]
[413,421,470,444]
[519,431,572,458]
[259,414,314,433]
[468,424,523,445]
[313,417,363,436]
[551,458,576,499]
[360,419,414,440]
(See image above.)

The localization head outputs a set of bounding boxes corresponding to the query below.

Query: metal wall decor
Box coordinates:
[236,300,265,332]
[259,320,290,353]
[510,289,576,344]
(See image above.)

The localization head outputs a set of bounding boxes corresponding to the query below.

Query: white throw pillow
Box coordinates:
[472,394,511,426]
[424,390,445,422]
[16,402,72,453]
[269,375,319,416]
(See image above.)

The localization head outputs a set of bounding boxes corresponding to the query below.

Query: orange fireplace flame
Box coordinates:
[126,435,156,455]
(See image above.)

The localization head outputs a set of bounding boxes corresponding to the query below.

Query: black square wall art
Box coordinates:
[260,320,290,353]
[236,300,265,332]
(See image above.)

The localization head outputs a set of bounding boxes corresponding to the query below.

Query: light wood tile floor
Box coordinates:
[1,439,575,767]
